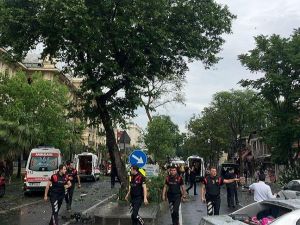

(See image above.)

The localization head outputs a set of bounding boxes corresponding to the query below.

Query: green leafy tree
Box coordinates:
[211,90,269,155]
[0,0,235,186]
[184,89,268,165]
[144,115,181,162]
[0,72,76,176]
[239,29,300,166]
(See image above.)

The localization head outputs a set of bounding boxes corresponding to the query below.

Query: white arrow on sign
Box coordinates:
[132,154,144,164]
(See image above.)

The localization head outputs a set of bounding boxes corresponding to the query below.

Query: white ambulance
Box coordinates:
[24,147,62,194]
[74,152,100,181]
[187,155,205,181]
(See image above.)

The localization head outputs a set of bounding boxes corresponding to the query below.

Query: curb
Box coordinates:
[62,193,117,225]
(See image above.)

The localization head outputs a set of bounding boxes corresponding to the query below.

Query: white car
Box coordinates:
[200,199,300,225]
[277,180,300,199]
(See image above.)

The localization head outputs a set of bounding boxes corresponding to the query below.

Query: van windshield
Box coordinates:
[29,155,58,171]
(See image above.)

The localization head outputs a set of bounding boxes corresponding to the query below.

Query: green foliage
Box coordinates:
[146,175,165,203]
[0,0,235,124]
[184,89,268,162]
[144,115,182,161]
[0,0,235,185]
[0,72,78,156]
[279,164,300,185]
[239,29,300,165]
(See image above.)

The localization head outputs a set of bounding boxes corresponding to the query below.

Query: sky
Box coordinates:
[133,0,300,132]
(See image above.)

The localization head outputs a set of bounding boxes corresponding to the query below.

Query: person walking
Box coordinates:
[0,161,5,177]
[125,166,148,225]
[4,160,11,184]
[179,165,185,177]
[111,165,119,188]
[201,166,239,216]
[44,164,72,225]
[186,166,197,195]
[225,168,236,208]
[233,169,239,205]
[184,165,189,185]
[162,165,187,225]
[249,173,276,202]
[65,160,81,210]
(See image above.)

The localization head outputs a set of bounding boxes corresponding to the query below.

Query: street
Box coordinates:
[0,177,119,225]
[0,178,262,225]
[158,184,254,225]
[0,0,299,224]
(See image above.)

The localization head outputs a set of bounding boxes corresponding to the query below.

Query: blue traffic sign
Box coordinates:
[129,150,147,168]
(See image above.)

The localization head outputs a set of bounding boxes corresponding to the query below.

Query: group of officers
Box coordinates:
[126,164,240,225]
[43,162,239,225]
[44,161,81,225]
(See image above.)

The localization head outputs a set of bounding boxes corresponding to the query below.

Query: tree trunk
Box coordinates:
[97,101,128,189]
[17,154,21,178]
[5,158,13,182]
[144,105,152,122]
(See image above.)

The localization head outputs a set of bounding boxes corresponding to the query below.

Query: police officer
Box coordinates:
[125,166,148,225]
[44,164,72,225]
[162,165,186,225]
[186,165,197,195]
[225,168,236,208]
[65,160,81,210]
[201,166,239,216]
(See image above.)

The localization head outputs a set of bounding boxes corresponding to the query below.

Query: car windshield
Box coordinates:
[29,156,58,171]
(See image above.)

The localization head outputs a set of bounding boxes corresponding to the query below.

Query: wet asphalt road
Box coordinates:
[0,177,118,225]
[0,179,279,225]
[157,183,255,225]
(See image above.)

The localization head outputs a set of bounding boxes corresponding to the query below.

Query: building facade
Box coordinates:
[0,48,105,152]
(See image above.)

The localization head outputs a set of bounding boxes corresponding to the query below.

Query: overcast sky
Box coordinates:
[133,0,300,132]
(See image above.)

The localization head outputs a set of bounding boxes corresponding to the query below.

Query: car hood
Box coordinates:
[200,215,247,225]
[277,190,300,200]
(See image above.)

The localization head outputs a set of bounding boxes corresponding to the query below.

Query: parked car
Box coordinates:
[199,199,300,225]
[277,180,300,199]
[0,174,5,197]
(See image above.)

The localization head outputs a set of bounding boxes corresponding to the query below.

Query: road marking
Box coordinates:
[62,193,117,225]
[0,199,44,214]
[179,203,183,225]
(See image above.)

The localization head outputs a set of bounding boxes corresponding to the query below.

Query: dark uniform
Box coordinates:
[225,171,235,208]
[165,174,183,225]
[49,172,69,225]
[186,169,197,195]
[130,172,146,225]
[65,167,77,210]
[203,176,224,216]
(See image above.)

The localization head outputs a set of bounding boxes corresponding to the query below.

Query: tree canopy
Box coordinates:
[0,72,76,155]
[144,115,181,162]
[184,89,268,164]
[239,29,300,165]
[0,0,235,186]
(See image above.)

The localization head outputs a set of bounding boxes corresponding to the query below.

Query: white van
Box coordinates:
[24,147,62,194]
[187,155,205,180]
[74,152,100,181]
